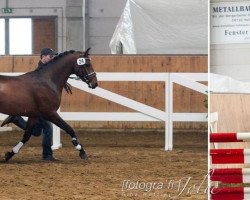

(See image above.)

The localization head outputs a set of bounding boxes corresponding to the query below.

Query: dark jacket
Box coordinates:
[36,60,46,70]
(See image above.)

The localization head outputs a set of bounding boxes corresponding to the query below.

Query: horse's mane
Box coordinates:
[48,50,76,64]
[34,50,82,72]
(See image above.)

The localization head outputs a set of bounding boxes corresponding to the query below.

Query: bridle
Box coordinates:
[75,56,96,83]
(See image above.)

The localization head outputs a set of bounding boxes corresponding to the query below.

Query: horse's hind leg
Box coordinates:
[4,117,38,162]
[46,112,88,160]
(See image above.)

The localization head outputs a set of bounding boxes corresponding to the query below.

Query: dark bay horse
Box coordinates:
[0,49,98,161]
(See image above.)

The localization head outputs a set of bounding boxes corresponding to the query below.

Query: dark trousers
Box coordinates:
[14,117,53,158]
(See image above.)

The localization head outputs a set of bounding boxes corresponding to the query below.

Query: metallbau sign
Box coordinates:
[211,2,250,44]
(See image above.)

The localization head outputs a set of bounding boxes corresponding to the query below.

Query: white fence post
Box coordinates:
[52,124,62,150]
[51,108,62,150]
[166,73,173,151]
[210,112,218,133]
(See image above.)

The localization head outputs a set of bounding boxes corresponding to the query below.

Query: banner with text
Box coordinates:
[211,2,250,44]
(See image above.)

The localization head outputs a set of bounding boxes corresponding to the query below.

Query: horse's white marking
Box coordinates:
[72,138,82,150]
[13,142,23,154]
[77,58,86,65]
[75,144,81,150]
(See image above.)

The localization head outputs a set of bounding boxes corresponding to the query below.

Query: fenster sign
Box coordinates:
[211,2,250,44]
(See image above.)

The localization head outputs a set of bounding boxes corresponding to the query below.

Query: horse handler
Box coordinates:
[1,48,71,161]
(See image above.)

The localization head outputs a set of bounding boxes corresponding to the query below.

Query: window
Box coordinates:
[1,17,56,55]
[9,18,32,55]
[0,19,5,55]
[0,18,32,55]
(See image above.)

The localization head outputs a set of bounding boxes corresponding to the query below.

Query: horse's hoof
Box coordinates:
[4,151,15,162]
[79,149,88,160]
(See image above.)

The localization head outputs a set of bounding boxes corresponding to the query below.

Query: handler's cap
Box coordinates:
[40,48,57,56]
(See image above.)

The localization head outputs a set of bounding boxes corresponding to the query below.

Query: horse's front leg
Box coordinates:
[4,117,38,162]
[46,112,88,160]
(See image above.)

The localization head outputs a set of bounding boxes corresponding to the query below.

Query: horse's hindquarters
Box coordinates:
[0,78,37,116]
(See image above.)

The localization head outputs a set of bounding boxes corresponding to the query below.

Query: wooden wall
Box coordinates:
[0,55,208,129]
[210,94,250,168]
[33,18,56,54]
[211,94,250,133]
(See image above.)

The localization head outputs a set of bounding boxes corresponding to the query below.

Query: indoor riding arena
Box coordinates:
[0,0,208,200]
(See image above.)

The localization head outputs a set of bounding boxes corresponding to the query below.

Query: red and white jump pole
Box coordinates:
[210,132,250,200]
[210,168,250,183]
[210,187,250,200]
[210,132,250,164]
[210,132,250,142]
[210,149,250,164]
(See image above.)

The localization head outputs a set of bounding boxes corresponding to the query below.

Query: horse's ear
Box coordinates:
[84,48,91,57]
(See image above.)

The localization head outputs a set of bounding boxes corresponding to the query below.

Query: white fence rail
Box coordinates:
[0,72,208,151]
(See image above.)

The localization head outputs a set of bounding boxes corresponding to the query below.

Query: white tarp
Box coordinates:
[210,73,250,94]
[109,0,208,54]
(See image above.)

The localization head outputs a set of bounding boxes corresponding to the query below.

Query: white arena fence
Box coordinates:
[0,72,207,151]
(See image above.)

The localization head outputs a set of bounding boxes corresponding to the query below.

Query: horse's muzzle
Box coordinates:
[88,75,98,89]
[88,82,98,89]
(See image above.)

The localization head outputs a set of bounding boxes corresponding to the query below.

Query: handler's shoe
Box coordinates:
[42,156,59,162]
[1,115,16,127]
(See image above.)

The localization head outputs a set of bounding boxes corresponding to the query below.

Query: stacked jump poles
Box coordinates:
[210,132,250,200]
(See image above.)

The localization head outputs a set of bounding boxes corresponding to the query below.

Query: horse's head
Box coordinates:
[74,48,98,89]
